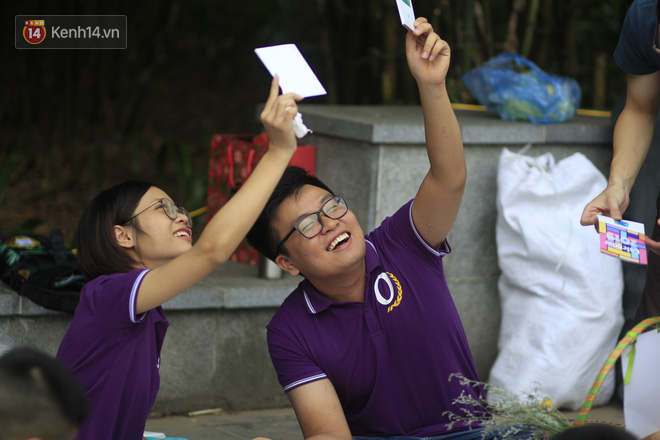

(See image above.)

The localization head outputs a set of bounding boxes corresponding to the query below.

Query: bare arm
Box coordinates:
[135,76,301,313]
[286,379,352,440]
[406,18,467,248]
[580,71,660,225]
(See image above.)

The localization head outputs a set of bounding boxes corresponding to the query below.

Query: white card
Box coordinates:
[395,0,416,31]
[622,330,660,439]
[254,44,327,98]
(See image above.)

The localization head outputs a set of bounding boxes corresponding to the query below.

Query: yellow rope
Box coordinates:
[189,206,208,218]
[450,102,611,118]
[575,317,660,426]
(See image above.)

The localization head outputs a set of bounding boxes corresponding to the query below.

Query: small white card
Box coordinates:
[395,0,416,31]
[622,330,660,439]
[254,44,327,98]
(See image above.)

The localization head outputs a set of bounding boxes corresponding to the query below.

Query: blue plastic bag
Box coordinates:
[461,52,581,124]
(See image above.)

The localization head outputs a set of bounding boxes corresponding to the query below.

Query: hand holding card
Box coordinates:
[255,44,326,138]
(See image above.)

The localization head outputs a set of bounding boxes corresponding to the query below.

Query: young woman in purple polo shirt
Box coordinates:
[56,76,301,440]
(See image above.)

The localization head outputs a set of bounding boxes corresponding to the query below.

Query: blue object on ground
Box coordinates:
[462,52,581,124]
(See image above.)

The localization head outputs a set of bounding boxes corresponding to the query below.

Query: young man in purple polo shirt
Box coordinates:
[248,17,487,440]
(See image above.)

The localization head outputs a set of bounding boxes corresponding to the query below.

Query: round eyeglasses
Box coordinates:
[123,198,192,227]
[274,195,348,255]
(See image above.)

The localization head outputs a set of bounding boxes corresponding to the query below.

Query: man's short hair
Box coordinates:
[247,166,334,261]
[0,347,88,440]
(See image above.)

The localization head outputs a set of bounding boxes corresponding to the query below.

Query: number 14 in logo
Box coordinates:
[24,20,46,45]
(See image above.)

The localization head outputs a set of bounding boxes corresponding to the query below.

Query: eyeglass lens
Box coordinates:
[297,196,347,238]
[162,199,193,227]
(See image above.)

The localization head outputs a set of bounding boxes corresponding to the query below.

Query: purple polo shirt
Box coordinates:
[267,200,483,437]
[57,269,169,440]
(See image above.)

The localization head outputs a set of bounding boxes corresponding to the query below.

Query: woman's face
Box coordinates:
[128,186,193,269]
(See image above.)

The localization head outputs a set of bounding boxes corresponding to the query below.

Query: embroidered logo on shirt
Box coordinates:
[374,271,402,312]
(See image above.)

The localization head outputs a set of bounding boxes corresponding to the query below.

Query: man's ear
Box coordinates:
[275,254,300,277]
[113,225,135,249]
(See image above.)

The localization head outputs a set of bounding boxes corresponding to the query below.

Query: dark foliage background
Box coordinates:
[1,0,633,245]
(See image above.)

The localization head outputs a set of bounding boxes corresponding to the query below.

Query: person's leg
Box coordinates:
[429,428,487,440]
[429,427,534,440]
[352,428,487,440]
[353,427,537,440]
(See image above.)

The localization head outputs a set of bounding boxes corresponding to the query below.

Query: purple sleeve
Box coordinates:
[267,319,328,392]
[83,269,150,328]
[367,199,450,259]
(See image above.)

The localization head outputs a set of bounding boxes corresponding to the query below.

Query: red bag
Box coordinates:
[206,133,316,265]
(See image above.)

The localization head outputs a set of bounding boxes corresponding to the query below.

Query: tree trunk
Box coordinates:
[593,51,608,109]
[503,0,526,53]
[521,0,540,58]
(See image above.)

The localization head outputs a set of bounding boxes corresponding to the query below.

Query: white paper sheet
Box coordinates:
[254,44,326,98]
[395,0,416,31]
[622,330,660,439]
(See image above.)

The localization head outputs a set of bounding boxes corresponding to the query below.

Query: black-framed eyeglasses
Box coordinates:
[274,195,348,255]
[123,198,192,227]
[653,23,660,55]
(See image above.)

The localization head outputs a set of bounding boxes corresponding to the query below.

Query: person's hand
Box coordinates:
[405,17,450,86]
[646,219,660,255]
[579,184,629,228]
[642,430,660,440]
[252,437,272,440]
[260,75,303,156]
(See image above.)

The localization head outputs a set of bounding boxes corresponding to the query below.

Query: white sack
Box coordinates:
[489,147,624,410]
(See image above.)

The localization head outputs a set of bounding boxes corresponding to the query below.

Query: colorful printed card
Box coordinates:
[598,215,648,265]
[395,0,416,31]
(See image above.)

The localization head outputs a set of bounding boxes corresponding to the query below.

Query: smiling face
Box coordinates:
[121,186,193,269]
[273,184,366,283]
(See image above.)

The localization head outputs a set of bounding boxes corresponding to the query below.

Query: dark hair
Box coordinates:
[550,425,638,440]
[0,347,89,440]
[247,166,334,261]
[77,180,153,280]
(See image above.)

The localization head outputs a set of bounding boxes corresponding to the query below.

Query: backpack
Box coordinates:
[0,230,85,313]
